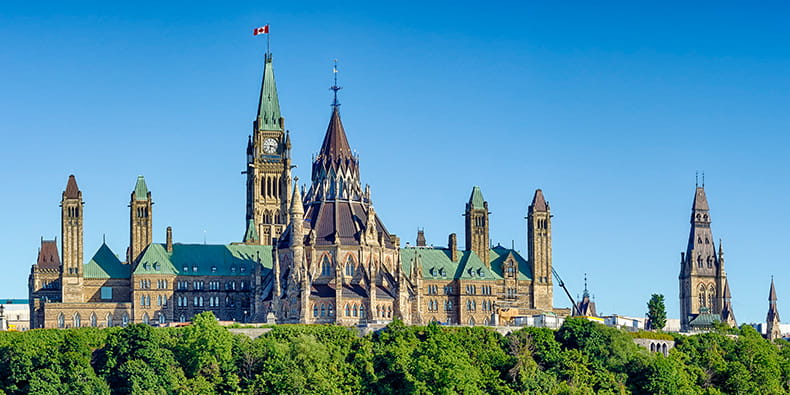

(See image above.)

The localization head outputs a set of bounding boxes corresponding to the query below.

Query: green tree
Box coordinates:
[647,293,667,330]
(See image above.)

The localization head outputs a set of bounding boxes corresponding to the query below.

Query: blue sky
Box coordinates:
[2,1,789,324]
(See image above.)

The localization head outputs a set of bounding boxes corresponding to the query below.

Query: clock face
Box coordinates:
[262,138,277,154]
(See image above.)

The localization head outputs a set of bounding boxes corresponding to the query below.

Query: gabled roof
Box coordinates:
[83,243,130,279]
[64,175,80,199]
[688,310,721,328]
[134,243,273,276]
[256,54,282,131]
[243,219,259,244]
[400,246,531,281]
[469,186,485,210]
[133,175,149,201]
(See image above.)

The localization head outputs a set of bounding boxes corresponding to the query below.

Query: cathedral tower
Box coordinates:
[767,278,781,341]
[679,185,727,331]
[129,175,152,264]
[61,175,84,303]
[528,189,553,310]
[465,186,489,265]
[245,52,292,245]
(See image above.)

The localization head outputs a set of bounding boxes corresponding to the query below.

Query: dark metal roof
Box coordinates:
[37,239,60,270]
[530,189,548,212]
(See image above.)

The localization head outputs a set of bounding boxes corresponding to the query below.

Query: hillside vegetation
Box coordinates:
[1,313,789,394]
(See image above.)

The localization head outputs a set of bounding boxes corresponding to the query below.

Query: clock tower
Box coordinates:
[244,52,292,245]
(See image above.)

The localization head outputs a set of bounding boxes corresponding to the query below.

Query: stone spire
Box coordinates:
[679,184,726,331]
[720,280,736,326]
[530,189,549,212]
[255,53,282,132]
[767,278,782,341]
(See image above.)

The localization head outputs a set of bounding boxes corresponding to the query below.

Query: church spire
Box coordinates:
[255,53,282,132]
[767,277,782,340]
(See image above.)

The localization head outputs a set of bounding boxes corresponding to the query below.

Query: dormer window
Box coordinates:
[182,265,188,272]
[192,266,198,273]
[231,266,236,274]
[211,266,217,273]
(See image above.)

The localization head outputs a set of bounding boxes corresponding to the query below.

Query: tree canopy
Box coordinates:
[1,314,789,394]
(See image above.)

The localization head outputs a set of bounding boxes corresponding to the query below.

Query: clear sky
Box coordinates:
[2,1,789,325]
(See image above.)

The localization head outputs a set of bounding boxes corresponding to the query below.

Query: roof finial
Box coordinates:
[702,171,705,187]
[330,59,343,108]
[696,171,699,188]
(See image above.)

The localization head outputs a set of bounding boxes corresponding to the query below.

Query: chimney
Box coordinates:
[166,226,173,253]
[416,228,426,247]
[449,233,458,261]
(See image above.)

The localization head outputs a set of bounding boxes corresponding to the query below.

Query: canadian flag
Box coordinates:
[254,25,269,36]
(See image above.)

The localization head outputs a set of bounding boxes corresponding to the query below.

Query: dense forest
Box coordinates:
[1,313,789,394]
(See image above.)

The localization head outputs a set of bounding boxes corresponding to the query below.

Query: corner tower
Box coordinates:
[245,52,292,245]
[129,175,152,263]
[61,175,84,303]
[528,189,553,310]
[679,185,727,331]
[465,186,489,265]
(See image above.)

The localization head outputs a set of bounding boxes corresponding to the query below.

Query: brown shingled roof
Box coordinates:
[531,189,548,212]
[64,175,80,198]
[37,239,60,270]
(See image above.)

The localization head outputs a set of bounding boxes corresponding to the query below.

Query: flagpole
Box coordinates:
[266,23,270,56]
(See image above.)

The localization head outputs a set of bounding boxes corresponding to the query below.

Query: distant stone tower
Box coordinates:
[245,52,292,245]
[767,278,781,341]
[129,175,152,264]
[465,186,489,265]
[720,279,736,327]
[61,175,84,303]
[679,185,727,331]
[528,189,553,310]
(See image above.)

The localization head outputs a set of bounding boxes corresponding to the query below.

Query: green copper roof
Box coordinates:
[133,175,149,201]
[257,54,282,131]
[400,246,531,281]
[84,243,130,279]
[469,186,485,210]
[243,219,260,244]
[134,243,272,276]
[688,311,722,328]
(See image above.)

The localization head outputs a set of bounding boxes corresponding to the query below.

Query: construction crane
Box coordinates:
[552,268,580,316]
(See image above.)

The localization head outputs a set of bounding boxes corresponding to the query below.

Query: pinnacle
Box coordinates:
[256,54,282,131]
[469,186,485,210]
[133,175,149,201]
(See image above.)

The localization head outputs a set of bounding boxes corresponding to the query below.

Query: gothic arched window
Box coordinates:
[313,304,318,318]
[328,304,334,316]
[320,304,326,317]
[159,313,166,325]
[90,313,97,327]
[58,313,65,328]
[142,313,149,325]
[360,304,366,319]
[345,304,350,317]
[708,285,716,309]
[698,284,707,307]
[106,313,113,327]
[122,313,129,326]
[697,256,703,268]
[321,256,332,276]
[73,313,81,328]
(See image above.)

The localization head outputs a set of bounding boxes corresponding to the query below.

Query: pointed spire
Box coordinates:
[319,107,353,160]
[724,280,732,299]
[289,177,304,216]
[133,175,149,201]
[530,189,548,212]
[469,186,485,210]
[256,53,282,131]
[770,277,778,302]
[64,175,80,199]
[692,186,710,211]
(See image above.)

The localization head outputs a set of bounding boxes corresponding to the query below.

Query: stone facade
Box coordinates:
[678,185,735,331]
[29,50,565,329]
